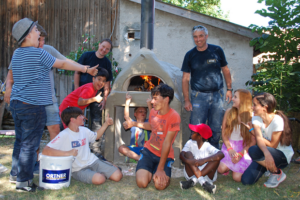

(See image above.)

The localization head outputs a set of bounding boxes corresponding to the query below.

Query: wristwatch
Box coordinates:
[227,88,233,92]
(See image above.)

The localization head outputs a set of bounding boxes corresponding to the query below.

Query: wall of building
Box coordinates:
[113,0,254,91]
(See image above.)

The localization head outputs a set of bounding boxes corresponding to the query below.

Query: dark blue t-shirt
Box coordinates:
[78,51,113,86]
[181,44,228,92]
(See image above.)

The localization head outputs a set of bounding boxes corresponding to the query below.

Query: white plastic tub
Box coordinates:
[39,154,74,190]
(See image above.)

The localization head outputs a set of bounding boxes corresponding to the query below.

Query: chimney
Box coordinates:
[140,0,155,50]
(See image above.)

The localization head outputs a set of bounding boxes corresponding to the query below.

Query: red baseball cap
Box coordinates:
[189,123,212,139]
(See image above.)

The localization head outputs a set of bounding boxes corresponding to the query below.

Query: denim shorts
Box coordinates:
[136,148,174,177]
[45,102,60,126]
[72,159,118,184]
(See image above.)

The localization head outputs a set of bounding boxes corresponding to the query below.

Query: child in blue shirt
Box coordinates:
[118,93,151,162]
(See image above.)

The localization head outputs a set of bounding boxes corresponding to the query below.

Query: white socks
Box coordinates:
[197,176,206,186]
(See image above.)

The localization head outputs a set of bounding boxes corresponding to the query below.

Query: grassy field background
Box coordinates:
[0,137,300,200]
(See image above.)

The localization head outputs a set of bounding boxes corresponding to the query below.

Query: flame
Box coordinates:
[140,75,156,90]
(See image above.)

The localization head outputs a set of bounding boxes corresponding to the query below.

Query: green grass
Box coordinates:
[0,137,300,200]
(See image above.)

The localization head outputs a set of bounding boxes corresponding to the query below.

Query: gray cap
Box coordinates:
[12,18,38,45]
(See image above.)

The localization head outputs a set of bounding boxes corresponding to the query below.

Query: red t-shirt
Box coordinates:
[59,83,97,113]
[144,108,181,159]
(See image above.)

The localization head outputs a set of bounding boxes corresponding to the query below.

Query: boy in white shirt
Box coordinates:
[180,124,224,194]
[42,107,122,185]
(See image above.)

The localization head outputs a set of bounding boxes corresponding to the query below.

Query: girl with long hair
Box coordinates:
[241,92,294,188]
[217,89,256,182]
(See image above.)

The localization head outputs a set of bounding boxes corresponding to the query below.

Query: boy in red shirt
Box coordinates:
[123,84,181,190]
[59,68,109,128]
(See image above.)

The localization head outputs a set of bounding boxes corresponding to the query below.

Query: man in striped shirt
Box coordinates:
[9,18,98,192]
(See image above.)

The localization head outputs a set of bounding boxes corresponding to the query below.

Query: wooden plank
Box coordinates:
[89,0,95,46]
[94,0,100,43]
[68,0,74,53]
[78,0,83,50]
[38,0,46,36]
[48,0,55,47]
[60,0,68,55]
[54,0,60,52]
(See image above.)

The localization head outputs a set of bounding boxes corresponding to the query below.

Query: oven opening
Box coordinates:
[128,75,164,91]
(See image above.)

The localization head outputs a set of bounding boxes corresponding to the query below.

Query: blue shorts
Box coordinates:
[136,148,174,177]
[127,146,143,155]
[45,102,61,126]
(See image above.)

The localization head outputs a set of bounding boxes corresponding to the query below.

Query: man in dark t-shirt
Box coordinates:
[74,39,113,155]
[181,25,232,149]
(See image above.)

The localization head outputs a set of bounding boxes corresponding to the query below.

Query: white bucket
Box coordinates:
[39,154,74,190]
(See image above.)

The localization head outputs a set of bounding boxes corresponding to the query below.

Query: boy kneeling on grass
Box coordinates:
[42,107,123,185]
[118,93,151,163]
[180,124,224,194]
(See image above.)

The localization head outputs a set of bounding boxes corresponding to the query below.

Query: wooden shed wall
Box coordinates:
[0,0,118,104]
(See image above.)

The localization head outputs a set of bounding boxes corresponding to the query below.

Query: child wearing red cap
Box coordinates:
[180,123,224,194]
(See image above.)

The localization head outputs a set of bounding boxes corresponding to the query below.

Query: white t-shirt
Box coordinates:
[182,140,220,160]
[47,126,98,172]
[252,115,294,163]
[230,125,243,141]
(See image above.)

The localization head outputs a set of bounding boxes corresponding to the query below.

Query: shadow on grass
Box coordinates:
[0,138,300,199]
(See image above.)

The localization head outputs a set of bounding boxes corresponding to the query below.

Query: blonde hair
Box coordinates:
[224,89,252,147]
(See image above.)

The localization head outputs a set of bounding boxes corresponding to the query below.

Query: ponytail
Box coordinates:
[275,110,292,146]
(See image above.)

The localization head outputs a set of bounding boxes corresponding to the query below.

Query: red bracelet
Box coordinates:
[238,152,244,157]
[227,147,233,151]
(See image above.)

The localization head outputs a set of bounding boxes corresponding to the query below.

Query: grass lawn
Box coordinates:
[0,137,300,200]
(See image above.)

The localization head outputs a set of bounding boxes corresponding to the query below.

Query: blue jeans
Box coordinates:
[241,145,288,185]
[10,100,46,183]
[190,89,224,149]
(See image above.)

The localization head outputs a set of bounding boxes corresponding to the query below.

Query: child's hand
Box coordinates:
[95,92,103,103]
[125,92,132,104]
[105,113,113,126]
[87,64,99,76]
[123,117,134,129]
[69,149,78,156]
[241,121,253,130]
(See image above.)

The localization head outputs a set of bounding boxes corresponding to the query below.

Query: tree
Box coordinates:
[246,0,300,112]
[161,0,228,19]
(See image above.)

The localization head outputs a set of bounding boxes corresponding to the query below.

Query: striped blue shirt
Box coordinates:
[10,47,56,105]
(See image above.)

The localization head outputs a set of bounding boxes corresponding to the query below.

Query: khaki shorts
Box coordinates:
[72,159,118,184]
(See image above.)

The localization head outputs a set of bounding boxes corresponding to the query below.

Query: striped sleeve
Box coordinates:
[40,49,56,70]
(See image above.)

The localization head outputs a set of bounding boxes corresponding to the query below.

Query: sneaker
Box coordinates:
[33,161,39,175]
[9,175,17,184]
[16,183,44,192]
[0,164,8,174]
[180,179,195,190]
[264,169,286,188]
[202,181,217,194]
[264,170,271,177]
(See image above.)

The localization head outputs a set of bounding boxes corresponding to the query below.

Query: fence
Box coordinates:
[0,0,118,104]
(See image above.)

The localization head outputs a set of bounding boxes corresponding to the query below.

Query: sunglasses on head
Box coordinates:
[193,25,205,30]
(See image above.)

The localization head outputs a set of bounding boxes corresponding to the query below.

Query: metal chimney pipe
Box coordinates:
[140,0,155,50]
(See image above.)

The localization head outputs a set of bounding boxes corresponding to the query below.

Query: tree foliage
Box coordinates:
[246,0,300,112]
[161,0,228,19]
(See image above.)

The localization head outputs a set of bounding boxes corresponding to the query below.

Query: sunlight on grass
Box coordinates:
[194,187,213,200]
